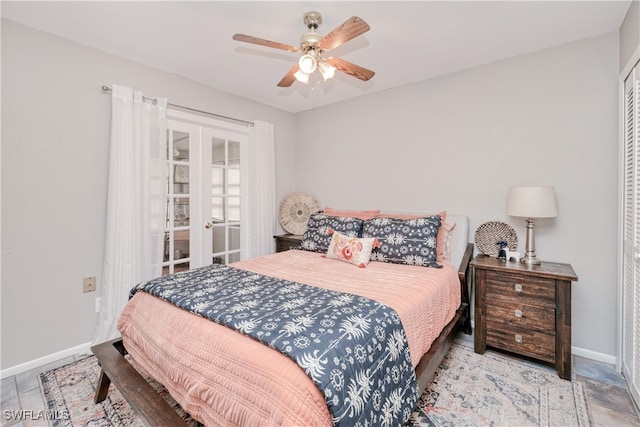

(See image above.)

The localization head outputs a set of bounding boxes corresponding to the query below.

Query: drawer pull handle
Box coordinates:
[515,284,523,292]
[515,334,523,343]
[514,309,523,318]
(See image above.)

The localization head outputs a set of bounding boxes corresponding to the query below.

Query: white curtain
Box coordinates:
[248,121,276,258]
[93,84,167,344]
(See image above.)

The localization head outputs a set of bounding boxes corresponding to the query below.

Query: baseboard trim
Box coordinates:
[0,341,92,379]
[572,345,617,366]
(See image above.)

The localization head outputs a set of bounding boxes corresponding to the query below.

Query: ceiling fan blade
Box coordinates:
[318,16,370,51]
[277,64,300,87]
[324,57,375,82]
[232,34,299,52]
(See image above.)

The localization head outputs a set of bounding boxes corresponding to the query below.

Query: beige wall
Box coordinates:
[294,33,620,360]
[1,19,297,370]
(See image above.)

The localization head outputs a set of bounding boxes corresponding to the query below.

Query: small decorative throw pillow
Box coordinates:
[325,229,379,268]
[363,215,443,268]
[300,211,364,253]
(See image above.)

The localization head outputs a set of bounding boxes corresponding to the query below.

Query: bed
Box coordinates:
[91,212,473,426]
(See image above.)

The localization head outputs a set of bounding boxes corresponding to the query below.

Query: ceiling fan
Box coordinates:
[232,11,375,87]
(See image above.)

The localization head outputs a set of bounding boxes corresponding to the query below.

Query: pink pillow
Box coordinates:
[324,207,381,221]
[325,229,380,268]
[377,211,454,262]
[439,220,456,262]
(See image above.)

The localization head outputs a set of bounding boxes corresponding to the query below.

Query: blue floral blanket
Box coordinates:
[130,263,419,426]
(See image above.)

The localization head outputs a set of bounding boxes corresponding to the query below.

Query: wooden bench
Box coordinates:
[91,338,190,427]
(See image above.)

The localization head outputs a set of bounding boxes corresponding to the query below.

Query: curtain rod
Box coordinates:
[100,85,253,127]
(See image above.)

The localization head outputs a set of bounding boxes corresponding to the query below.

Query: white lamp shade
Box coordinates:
[294,69,310,84]
[298,54,317,74]
[507,186,558,218]
[318,61,336,81]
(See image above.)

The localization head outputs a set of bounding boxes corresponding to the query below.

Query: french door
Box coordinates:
[163,111,249,275]
[622,61,640,405]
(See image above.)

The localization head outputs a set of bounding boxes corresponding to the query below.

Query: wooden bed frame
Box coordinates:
[91,243,474,427]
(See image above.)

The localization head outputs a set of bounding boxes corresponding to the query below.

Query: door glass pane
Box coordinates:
[174,165,189,194]
[228,169,240,195]
[211,168,224,195]
[212,225,226,254]
[229,141,240,166]
[174,262,190,273]
[164,262,190,275]
[174,197,190,227]
[173,131,189,161]
[174,230,190,260]
[211,137,225,165]
[228,196,240,221]
[211,197,225,222]
[229,252,241,264]
[229,225,241,251]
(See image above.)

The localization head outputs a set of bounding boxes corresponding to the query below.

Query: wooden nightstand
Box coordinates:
[471,254,578,379]
[273,234,303,253]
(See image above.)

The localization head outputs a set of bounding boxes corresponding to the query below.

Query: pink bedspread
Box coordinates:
[118,250,460,426]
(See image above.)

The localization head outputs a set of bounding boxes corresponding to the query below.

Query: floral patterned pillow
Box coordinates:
[362,215,443,268]
[299,211,364,253]
[325,230,380,268]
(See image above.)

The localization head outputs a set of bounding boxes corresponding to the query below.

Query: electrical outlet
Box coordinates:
[83,276,97,293]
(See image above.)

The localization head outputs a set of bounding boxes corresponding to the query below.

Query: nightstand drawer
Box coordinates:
[486,299,556,333]
[486,321,555,363]
[486,271,555,307]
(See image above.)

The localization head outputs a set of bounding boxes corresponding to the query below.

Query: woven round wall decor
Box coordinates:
[278,191,321,235]
[474,221,518,257]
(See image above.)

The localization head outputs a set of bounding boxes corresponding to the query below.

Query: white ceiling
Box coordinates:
[1,1,632,113]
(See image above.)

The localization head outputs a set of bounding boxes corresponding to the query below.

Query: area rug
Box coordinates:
[39,342,591,426]
[39,355,192,427]
[407,343,591,426]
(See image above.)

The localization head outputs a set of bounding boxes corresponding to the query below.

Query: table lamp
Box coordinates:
[506,186,558,265]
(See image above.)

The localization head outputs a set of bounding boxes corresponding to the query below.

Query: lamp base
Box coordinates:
[521,217,541,265]
[520,255,541,265]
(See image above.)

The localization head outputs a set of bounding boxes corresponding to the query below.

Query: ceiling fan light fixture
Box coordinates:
[233,11,374,87]
[294,69,310,84]
[298,54,317,74]
[318,61,336,81]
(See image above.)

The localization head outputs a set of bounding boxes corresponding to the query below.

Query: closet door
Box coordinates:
[623,63,640,404]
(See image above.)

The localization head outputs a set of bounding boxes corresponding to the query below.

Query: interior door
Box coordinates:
[163,120,200,275]
[622,62,640,405]
[202,127,248,265]
[163,112,249,275]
